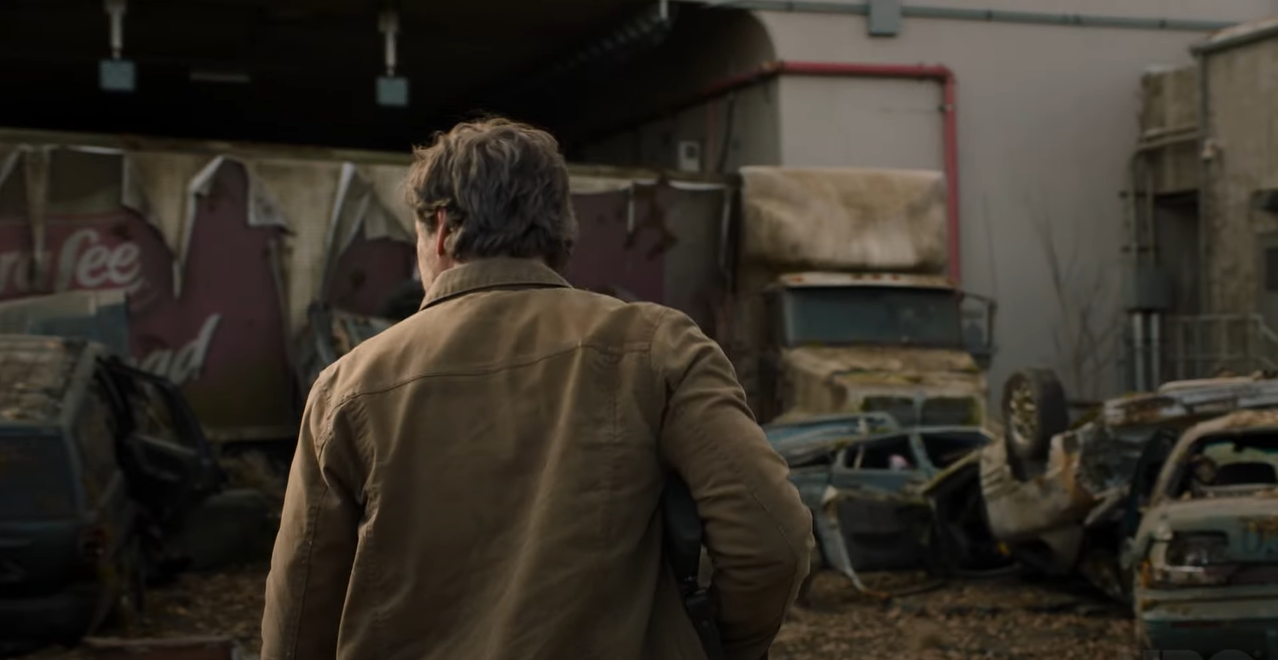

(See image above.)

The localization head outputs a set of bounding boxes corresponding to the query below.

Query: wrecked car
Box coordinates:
[979,369,1278,601]
[1128,410,1278,654]
[765,412,1008,598]
[0,294,275,649]
[0,335,220,645]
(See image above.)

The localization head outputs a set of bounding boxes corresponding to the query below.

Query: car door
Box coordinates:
[1118,428,1180,586]
[831,434,931,570]
[103,361,221,524]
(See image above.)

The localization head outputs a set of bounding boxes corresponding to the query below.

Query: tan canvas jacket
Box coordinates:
[261,257,812,660]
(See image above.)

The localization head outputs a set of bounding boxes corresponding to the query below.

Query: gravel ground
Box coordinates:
[774,571,1138,660]
[18,566,1138,660]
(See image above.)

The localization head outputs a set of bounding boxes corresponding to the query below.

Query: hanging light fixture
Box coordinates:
[376,9,408,107]
[99,0,136,92]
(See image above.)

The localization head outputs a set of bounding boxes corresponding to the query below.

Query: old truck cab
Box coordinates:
[757,271,992,426]
[733,166,995,427]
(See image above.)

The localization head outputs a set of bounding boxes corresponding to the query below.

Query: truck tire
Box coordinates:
[1001,369,1068,480]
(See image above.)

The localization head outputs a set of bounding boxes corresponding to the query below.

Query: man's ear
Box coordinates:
[433,209,448,256]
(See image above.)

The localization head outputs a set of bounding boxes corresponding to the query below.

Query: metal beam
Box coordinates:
[679,0,1235,32]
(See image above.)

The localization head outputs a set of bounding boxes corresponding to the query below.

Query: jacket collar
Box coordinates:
[419,258,571,311]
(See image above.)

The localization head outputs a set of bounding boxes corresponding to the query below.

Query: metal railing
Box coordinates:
[1162,314,1278,382]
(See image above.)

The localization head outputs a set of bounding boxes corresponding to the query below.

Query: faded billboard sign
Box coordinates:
[0,142,732,442]
[0,160,295,438]
[563,183,726,336]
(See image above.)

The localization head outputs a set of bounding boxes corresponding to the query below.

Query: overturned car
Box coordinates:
[975,369,1278,602]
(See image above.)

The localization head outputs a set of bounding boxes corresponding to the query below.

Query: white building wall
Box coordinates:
[578,0,1278,408]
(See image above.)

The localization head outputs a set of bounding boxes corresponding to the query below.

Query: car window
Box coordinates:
[128,377,193,450]
[848,435,917,470]
[1173,431,1278,497]
[75,382,120,495]
[919,430,987,469]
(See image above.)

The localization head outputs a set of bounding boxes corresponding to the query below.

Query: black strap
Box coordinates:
[662,476,725,660]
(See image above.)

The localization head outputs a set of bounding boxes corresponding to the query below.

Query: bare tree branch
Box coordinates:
[1029,201,1123,401]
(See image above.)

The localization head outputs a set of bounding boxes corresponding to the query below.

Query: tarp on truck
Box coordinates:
[738,166,948,274]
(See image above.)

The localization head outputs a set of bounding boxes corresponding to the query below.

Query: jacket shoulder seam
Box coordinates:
[331,341,650,408]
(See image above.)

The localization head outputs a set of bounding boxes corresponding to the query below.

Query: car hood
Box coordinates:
[779,346,987,420]
[1147,494,1278,532]
[783,346,982,387]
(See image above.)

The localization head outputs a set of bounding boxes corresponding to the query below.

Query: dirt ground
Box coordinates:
[19,566,1138,660]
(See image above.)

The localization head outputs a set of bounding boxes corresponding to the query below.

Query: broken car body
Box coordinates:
[0,335,221,646]
[1129,410,1278,655]
[765,412,1005,595]
[0,293,274,649]
[977,370,1278,601]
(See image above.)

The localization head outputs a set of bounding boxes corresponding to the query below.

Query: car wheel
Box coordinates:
[1001,369,1068,480]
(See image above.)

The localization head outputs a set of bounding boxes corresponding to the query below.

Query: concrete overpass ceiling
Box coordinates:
[0,0,667,150]
[543,6,775,153]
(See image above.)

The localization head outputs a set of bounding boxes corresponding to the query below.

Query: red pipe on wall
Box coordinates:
[580,59,962,283]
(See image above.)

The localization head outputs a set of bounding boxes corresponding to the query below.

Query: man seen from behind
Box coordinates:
[261,117,813,660]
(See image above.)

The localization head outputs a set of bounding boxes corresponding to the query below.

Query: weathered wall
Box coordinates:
[1203,36,1278,317]
[1138,66,1200,195]
[0,150,298,436]
[578,0,1278,407]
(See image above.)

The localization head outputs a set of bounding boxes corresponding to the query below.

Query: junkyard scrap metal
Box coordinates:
[1128,409,1278,655]
[0,129,733,446]
[763,411,1011,599]
[972,367,1278,605]
[0,290,273,651]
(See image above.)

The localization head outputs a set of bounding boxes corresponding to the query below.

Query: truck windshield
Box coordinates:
[781,285,963,347]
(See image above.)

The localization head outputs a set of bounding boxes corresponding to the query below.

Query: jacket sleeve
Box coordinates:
[650,308,813,660]
[261,369,364,660]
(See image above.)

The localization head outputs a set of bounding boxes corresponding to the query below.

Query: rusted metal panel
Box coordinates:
[1104,377,1278,427]
[979,431,1095,549]
[1131,410,1278,650]
[563,181,726,333]
[653,183,727,336]
[322,235,415,317]
[563,187,667,306]
[0,156,295,436]
[134,163,293,434]
[0,132,731,441]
